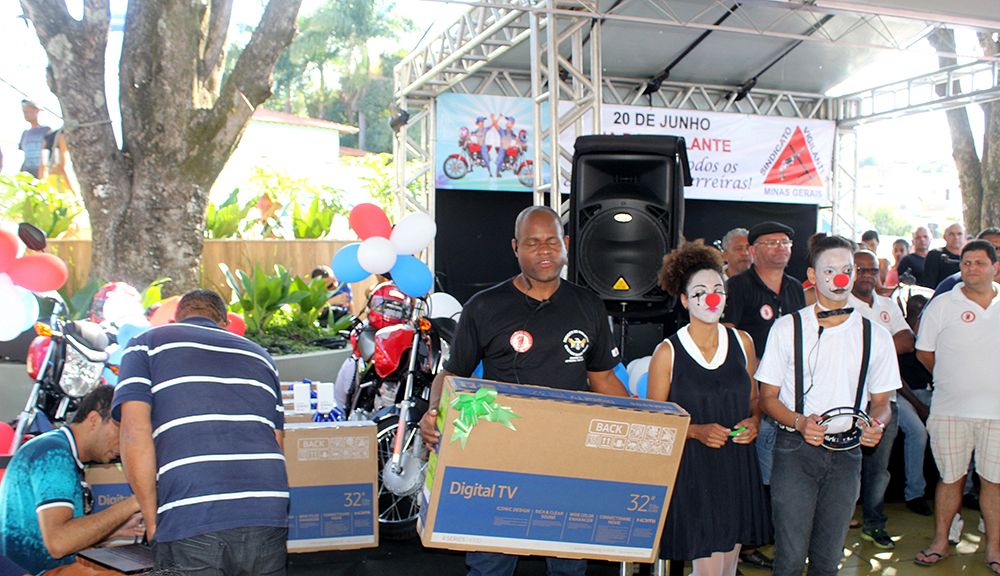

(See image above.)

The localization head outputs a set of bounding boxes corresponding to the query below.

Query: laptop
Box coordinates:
[78,544,154,574]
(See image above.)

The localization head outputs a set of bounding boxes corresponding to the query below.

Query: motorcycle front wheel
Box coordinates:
[375,418,422,540]
[442,155,468,180]
[516,160,534,188]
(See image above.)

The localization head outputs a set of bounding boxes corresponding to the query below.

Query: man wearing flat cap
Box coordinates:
[723,221,806,570]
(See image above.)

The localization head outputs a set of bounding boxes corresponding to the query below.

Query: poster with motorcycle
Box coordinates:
[435,93,548,191]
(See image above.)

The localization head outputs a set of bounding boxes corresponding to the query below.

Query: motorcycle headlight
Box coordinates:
[60,345,105,398]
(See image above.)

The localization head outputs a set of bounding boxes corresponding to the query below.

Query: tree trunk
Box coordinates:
[21,0,302,290]
[980,33,1000,228]
[928,28,984,233]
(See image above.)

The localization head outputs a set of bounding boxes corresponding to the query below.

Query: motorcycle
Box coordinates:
[9,225,118,452]
[442,127,534,188]
[342,285,459,539]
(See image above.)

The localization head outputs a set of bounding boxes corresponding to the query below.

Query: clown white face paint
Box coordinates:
[813,247,855,303]
[685,269,726,323]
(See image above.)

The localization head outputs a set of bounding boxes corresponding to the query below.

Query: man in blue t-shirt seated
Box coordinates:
[0,386,143,574]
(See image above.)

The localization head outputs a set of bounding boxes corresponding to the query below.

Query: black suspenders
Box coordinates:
[793,311,872,414]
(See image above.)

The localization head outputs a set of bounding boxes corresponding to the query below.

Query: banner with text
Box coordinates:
[597,105,834,204]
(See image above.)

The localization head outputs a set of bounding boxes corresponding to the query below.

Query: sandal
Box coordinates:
[914,550,946,566]
[986,560,1000,575]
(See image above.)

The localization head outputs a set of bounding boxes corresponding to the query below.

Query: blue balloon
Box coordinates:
[634,373,648,399]
[613,362,628,389]
[116,320,151,349]
[332,243,370,283]
[108,347,126,366]
[391,255,433,297]
[102,366,119,387]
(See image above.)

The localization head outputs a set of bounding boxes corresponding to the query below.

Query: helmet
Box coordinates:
[367,282,412,330]
[90,282,142,324]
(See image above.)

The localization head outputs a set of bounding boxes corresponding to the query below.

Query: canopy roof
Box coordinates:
[400,0,1000,105]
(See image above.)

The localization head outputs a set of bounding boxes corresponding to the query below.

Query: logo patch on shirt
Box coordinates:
[759,304,774,320]
[510,330,533,353]
[563,330,590,363]
[961,310,976,323]
[879,311,890,324]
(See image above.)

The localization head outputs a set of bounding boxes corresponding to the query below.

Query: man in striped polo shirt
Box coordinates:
[113,290,289,574]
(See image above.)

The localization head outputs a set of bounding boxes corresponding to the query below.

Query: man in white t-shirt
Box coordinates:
[849,249,915,549]
[757,236,900,576]
[913,239,1000,570]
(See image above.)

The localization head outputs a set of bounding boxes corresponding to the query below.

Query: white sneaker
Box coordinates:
[949,513,964,544]
[979,515,985,534]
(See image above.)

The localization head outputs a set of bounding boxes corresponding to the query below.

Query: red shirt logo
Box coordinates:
[961,310,976,323]
[760,304,774,320]
[510,330,534,352]
[880,311,890,323]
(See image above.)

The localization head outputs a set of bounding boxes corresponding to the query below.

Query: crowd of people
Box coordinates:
[1,209,998,576]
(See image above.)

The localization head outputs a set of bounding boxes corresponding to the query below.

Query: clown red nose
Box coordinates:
[833,273,850,288]
[705,293,722,307]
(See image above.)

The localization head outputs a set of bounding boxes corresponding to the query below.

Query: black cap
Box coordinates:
[748,221,794,245]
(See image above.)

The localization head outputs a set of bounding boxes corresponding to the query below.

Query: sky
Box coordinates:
[0,0,981,231]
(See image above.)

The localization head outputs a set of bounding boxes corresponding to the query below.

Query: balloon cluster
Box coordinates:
[147,295,246,336]
[332,204,436,298]
[0,229,69,341]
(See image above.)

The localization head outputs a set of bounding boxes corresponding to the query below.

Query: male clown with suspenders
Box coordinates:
[756,235,901,576]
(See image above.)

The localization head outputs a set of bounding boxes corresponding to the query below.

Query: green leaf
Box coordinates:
[140,278,172,309]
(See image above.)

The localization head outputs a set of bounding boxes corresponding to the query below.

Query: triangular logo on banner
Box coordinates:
[613,277,630,291]
[764,127,823,186]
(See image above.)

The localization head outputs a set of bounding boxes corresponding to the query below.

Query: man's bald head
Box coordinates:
[514,205,563,241]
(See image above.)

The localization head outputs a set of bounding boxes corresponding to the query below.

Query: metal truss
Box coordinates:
[442,68,837,119]
[829,126,859,237]
[392,0,998,238]
[836,59,1000,126]
[529,0,603,209]
[395,0,1000,102]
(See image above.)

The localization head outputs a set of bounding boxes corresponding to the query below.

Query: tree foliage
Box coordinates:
[268,0,412,153]
[20,0,302,290]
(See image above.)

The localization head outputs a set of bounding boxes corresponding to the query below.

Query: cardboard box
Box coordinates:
[285,421,378,552]
[419,377,689,562]
[85,464,133,514]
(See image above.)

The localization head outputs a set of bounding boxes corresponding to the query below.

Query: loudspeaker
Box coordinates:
[568,135,690,317]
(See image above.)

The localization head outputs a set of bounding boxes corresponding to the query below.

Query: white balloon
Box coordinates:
[428,292,462,321]
[626,356,652,396]
[0,285,38,341]
[357,236,398,275]
[390,212,437,255]
[103,291,146,325]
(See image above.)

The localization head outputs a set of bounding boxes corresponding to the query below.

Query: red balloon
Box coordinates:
[7,253,69,292]
[0,421,13,454]
[349,203,392,240]
[149,296,180,325]
[226,312,246,336]
[0,229,18,273]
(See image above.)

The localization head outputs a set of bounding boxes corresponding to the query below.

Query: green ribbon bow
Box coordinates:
[449,387,520,448]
